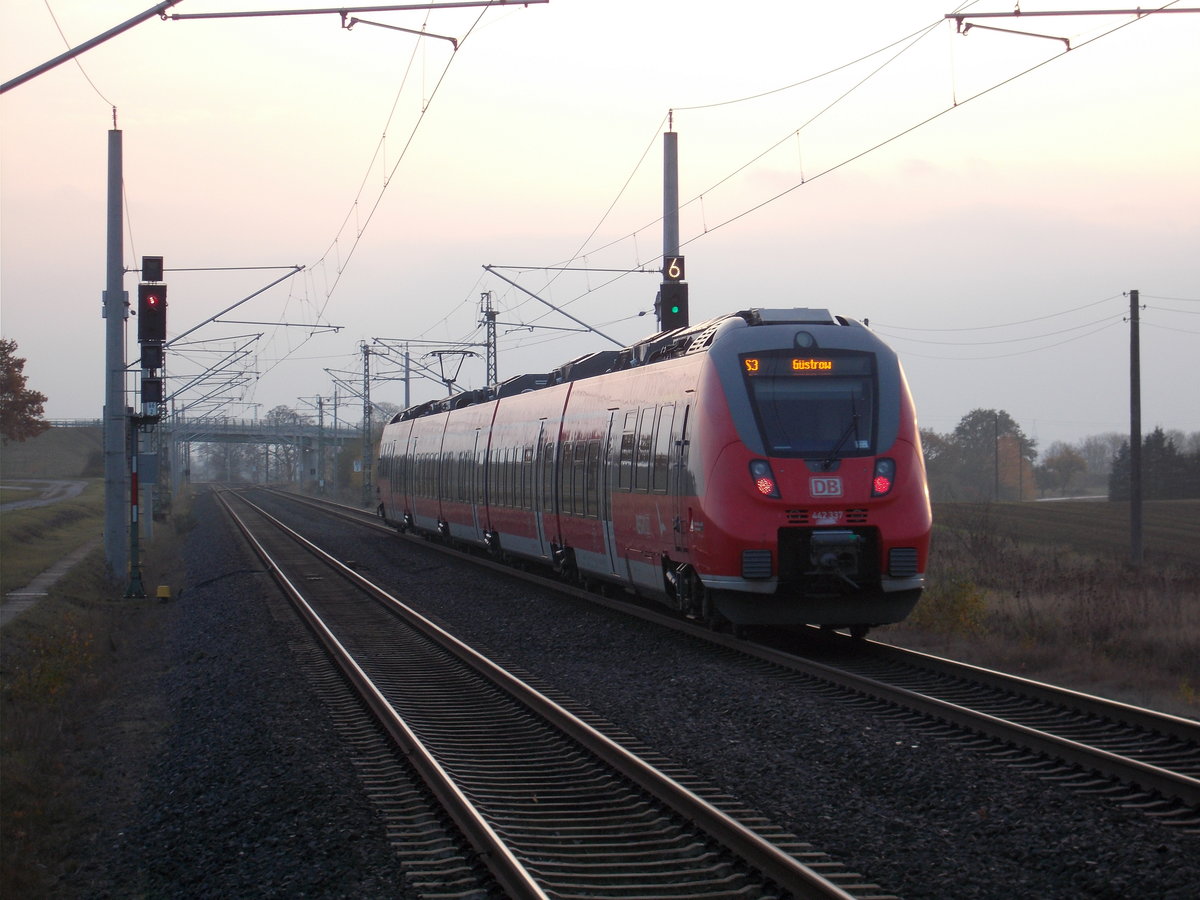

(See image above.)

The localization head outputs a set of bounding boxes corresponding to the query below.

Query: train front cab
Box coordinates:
[690,315,931,628]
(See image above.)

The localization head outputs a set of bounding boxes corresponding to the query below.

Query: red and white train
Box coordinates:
[376,308,931,634]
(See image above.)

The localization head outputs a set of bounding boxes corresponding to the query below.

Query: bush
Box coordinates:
[908,577,985,636]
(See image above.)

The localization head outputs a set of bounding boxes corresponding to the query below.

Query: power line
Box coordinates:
[883,318,1125,360]
[873,294,1123,332]
[678,10,1163,251]
[872,310,1127,346]
[41,0,116,107]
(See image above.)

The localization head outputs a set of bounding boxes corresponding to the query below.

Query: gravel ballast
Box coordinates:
[69,491,417,898]
[288,495,1198,900]
[70,489,1199,898]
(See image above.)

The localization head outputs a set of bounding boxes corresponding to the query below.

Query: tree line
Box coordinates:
[922,408,1200,502]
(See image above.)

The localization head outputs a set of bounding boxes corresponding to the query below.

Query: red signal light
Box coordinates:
[137,283,167,343]
[872,458,895,497]
[748,459,780,498]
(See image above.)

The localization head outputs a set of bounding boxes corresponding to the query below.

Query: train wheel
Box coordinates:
[680,568,714,625]
[700,586,737,633]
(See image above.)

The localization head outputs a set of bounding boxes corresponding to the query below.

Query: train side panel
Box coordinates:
[377,417,413,528]
[440,402,495,547]
[555,355,702,589]
[484,385,570,562]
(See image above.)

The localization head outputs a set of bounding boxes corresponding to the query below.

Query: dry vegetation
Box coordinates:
[0,483,104,596]
[0,492,189,897]
[878,500,1200,717]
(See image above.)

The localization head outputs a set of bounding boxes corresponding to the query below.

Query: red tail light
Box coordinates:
[872,458,895,497]
[749,459,780,498]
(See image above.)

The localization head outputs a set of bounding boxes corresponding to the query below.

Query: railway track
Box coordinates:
[218,489,888,899]
[258,488,1200,829]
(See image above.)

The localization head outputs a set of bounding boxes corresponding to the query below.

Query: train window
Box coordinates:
[542,440,556,512]
[652,405,674,494]
[492,447,504,507]
[559,441,573,514]
[634,407,655,492]
[585,439,601,517]
[618,418,636,491]
[507,446,516,507]
[742,351,876,457]
[522,445,534,510]
[572,441,587,515]
[473,450,480,503]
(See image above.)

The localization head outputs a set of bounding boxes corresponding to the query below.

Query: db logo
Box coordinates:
[810,476,843,498]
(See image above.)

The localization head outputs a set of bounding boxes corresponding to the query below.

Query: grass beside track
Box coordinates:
[0,490,189,897]
[880,499,1200,717]
[0,481,105,598]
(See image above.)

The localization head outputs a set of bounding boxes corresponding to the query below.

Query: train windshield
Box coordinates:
[740,351,875,457]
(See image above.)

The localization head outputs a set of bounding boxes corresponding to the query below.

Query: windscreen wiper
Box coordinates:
[821,400,859,472]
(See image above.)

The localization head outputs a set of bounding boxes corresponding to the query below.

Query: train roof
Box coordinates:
[389,308,860,423]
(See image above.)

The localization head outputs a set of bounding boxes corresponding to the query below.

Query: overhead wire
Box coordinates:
[550,2,986,279]
[314,11,485,319]
[41,0,116,109]
[873,294,1124,332]
[677,8,1173,251]
[491,19,954,335]
[250,8,492,394]
[882,318,1125,361]
[670,21,953,113]
[872,310,1128,346]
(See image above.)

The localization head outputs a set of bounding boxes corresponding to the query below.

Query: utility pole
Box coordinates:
[317,396,326,494]
[103,126,128,579]
[1129,289,1143,566]
[403,346,411,408]
[362,342,372,508]
[481,292,498,386]
[994,412,1000,502]
[659,119,688,331]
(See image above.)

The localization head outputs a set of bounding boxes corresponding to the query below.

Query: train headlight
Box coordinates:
[749,459,781,498]
[872,458,895,497]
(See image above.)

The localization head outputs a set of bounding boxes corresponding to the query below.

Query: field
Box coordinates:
[0,426,102,480]
[879,499,1200,716]
[934,499,1200,567]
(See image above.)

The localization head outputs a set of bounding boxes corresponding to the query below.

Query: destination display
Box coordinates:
[740,352,871,377]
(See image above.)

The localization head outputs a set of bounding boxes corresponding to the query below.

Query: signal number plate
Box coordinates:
[810,476,843,498]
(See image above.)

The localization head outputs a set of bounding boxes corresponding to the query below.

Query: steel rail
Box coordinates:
[226,489,860,899]
[217,490,547,899]
[260,489,1200,808]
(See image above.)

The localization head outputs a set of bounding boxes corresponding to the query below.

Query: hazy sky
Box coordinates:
[2,1,1198,451]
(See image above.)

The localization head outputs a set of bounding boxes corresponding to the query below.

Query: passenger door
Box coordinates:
[672,403,691,554]
[601,410,621,577]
